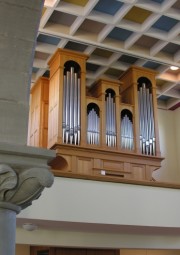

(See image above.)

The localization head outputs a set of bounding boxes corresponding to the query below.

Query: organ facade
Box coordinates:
[29,49,163,181]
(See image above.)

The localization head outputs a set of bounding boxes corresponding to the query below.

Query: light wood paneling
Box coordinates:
[28,77,49,148]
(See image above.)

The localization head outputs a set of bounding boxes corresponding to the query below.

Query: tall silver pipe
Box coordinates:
[138,90,142,152]
[74,73,78,145]
[106,93,116,147]
[112,101,116,146]
[87,108,99,145]
[106,96,109,145]
[150,93,155,155]
[65,71,70,144]
[121,114,133,150]
[77,78,81,145]
[138,83,155,155]
[63,75,66,143]
[69,67,74,144]
[109,96,112,146]
[105,99,108,145]
[62,67,80,146]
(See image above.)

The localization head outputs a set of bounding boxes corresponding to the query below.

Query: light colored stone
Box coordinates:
[0,0,43,11]
[0,68,30,103]
[0,164,54,209]
[0,35,34,72]
[0,101,29,145]
[0,204,19,255]
[0,142,55,208]
[0,142,55,254]
[0,142,55,167]
[0,1,42,41]
[0,0,44,147]
[0,1,52,254]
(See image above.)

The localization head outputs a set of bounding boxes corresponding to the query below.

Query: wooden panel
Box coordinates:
[29,83,41,146]
[40,79,49,147]
[41,102,49,147]
[121,249,180,255]
[132,165,145,180]
[89,79,121,98]
[147,250,180,255]
[52,144,163,181]
[121,86,134,105]
[121,249,146,255]
[30,246,55,255]
[28,77,49,148]
[103,160,124,171]
[48,72,59,147]
[55,248,119,255]
[93,158,102,169]
[87,249,119,255]
[55,248,86,255]
[77,157,92,175]
[30,105,40,146]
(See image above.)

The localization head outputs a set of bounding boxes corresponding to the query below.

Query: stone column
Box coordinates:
[0,145,55,255]
[0,203,21,254]
[0,0,44,145]
[0,1,55,255]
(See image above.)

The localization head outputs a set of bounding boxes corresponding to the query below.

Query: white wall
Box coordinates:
[17,177,180,248]
[153,108,180,182]
[174,108,180,171]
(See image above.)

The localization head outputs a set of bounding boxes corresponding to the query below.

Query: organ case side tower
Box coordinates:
[48,49,88,149]
[119,66,161,157]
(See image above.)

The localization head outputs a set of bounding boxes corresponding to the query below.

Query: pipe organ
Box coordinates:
[29,49,163,181]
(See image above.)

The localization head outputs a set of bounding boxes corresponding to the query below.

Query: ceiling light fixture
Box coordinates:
[22,223,38,231]
[170,66,179,71]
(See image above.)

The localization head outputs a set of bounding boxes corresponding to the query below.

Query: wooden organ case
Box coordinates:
[29,49,163,181]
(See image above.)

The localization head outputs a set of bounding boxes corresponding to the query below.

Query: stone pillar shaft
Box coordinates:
[0,0,44,145]
[0,2,55,255]
[0,203,20,255]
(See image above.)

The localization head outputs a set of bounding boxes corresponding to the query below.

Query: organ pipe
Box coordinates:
[106,92,116,147]
[63,67,81,145]
[138,83,155,155]
[121,114,134,150]
[87,108,100,145]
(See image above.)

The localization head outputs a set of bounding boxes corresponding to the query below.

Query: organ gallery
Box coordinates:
[29,49,163,181]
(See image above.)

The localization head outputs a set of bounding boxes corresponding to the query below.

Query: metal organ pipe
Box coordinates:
[87,108,100,145]
[106,92,116,147]
[121,113,134,150]
[138,83,155,155]
[77,77,81,145]
[63,66,81,145]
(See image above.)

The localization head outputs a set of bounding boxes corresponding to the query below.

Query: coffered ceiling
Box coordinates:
[32,0,180,110]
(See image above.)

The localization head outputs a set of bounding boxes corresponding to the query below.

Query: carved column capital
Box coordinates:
[0,143,55,212]
[0,164,54,210]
